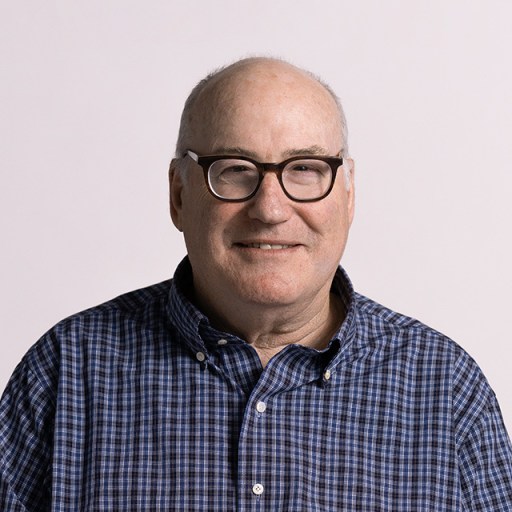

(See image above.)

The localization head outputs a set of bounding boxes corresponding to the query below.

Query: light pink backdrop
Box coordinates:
[1,1,511,433]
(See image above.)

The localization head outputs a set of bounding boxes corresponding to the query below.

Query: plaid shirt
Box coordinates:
[1,258,512,511]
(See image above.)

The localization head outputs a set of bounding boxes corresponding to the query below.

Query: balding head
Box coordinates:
[175,57,349,158]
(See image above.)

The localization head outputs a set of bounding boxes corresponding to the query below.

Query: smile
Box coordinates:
[237,243,296,250]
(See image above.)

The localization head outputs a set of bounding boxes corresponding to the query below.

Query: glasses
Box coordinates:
[185,150,344,203]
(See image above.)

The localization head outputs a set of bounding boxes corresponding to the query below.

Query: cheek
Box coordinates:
[312,192,350,234]
[311,196,351,260]
[181,193,242,252]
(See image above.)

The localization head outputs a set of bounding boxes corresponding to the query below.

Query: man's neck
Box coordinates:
[195,290,344,368]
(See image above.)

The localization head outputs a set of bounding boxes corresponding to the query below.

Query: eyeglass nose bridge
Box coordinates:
[260,162,282,172]
[251,163,290,198]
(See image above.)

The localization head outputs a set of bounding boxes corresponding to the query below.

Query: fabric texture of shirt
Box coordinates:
[1,258,512,511]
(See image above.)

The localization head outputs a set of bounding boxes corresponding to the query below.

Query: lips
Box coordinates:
[235,242,298,250]
[247,243,292,250]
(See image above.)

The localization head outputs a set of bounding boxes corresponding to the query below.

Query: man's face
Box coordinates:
[170,62,354,319]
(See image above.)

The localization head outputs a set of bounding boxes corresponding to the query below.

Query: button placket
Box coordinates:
[249,398,269,499]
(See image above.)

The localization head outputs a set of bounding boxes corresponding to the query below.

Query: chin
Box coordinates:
[233,274,304,307]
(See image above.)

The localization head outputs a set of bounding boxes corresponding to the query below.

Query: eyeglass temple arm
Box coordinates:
[186,150,199,162]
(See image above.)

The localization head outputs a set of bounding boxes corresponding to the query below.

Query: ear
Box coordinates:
[345,158,355,226]
[169,159,184,232]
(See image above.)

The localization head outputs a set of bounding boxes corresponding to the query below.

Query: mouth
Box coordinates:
[234,242,298,250]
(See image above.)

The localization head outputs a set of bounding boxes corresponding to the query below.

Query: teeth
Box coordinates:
[247,243,291,250]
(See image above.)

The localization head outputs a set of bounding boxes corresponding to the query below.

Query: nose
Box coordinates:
[246,172,293,224]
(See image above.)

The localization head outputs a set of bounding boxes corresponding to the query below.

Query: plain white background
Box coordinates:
[1,1,511,433]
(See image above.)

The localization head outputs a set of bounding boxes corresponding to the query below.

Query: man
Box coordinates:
[1,57,511,510]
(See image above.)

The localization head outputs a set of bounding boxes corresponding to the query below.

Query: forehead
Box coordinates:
[190,62,342,158]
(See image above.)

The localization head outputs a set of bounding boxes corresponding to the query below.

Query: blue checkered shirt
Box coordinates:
[2,258,512,510]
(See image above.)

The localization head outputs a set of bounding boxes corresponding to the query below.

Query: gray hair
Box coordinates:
[174,57,349,159]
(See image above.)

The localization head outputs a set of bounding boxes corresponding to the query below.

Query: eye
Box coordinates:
[287,160,329,176]
[290,164,321,172]
[223,165,252,173]
[209,159,257,179]
[283,160,331,188]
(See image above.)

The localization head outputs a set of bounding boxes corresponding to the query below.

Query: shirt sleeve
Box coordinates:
[456,374,512,510]
[0,356,55,511]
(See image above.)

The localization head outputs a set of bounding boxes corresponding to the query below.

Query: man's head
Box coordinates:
[169,57,355,324]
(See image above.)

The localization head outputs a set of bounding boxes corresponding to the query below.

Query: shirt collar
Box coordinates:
[166,258,211,355]
[167,257,358,373]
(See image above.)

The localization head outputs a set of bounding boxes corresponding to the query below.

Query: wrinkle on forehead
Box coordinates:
[207,145,333,159]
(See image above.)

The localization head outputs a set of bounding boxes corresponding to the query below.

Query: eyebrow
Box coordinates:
[209,145,333,160]
[210,146,260,158]
[281,145,330,158]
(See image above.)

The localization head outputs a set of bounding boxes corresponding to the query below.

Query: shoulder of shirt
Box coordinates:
[351,292,498,435]
[16,280,174,391]
[354,290,452,340]
[351,291,507,449]
[71,279,173,318]
[53,279,174,329]
[351,290,488,378]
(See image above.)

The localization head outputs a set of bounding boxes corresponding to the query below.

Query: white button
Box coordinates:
[256,401,267,413]
[196,352,206,362]
[217,339,228,346]
[252,483,264,495]
[324,369,332,380]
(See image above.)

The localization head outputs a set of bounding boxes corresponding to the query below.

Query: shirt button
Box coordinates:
[256,401,267,413]
[196,352,206,362]
[252,483,264,495]
[217,339,228,346]
[323,369,332,380]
